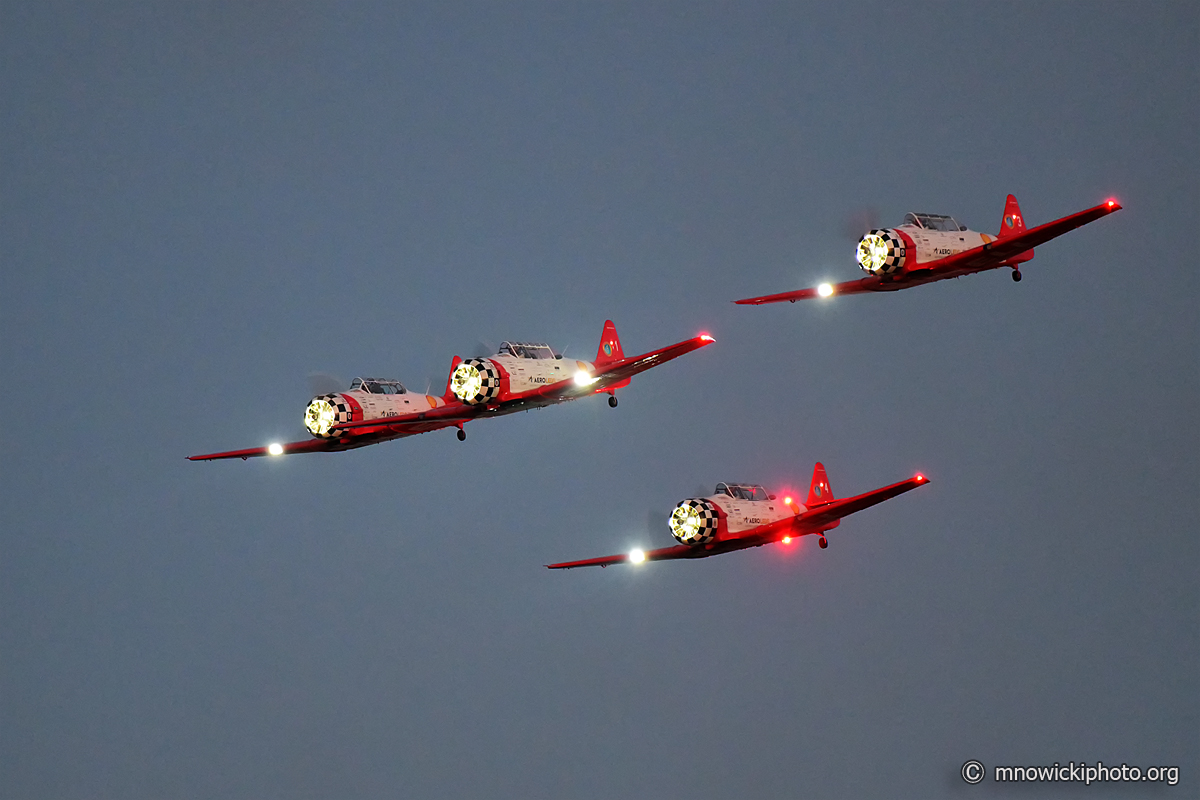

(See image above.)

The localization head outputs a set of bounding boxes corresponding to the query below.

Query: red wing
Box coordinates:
[509,333,715,404]
[942,200,1120,274]
[548,525,808,569]
[189,404,474,461]
[797,475,929,528]
[546,543,697,570]
[188,438,340,461]
[589,333,715,387]
[734,276,887,305]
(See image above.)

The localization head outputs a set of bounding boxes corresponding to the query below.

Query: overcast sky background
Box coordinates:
[2,3,1197,798]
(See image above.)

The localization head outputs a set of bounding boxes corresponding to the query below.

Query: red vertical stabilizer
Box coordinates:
[999,194,1034,264]
[807,462,835,507]
[999,194,1027,238]
[595,320,625,367]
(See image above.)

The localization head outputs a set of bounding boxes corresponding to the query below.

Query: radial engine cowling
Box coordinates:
[856,229,911,275]
[450,358,502,405]
[304,393,357,438]
[669,498,721,546]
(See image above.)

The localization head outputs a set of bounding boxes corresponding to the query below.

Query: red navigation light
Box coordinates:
[782,536,792,544]
[699,333,715,342]
[915,474,925,482]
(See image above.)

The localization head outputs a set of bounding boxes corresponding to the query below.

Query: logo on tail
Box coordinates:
[998,194,1034,265]
[999,194,1027,238]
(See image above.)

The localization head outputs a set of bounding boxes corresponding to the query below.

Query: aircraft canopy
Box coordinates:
[714,483,771,501]
[350,377,407,394]
[498,341,560,360]
[904,212,965,232]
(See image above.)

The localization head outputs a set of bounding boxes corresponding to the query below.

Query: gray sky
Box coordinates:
[2,2,1197,797]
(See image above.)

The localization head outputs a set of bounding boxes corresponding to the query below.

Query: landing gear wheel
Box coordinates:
[818,536,828,549]
[608,395,618,408]
[456,429,467,441]
[1011,269,1022,282]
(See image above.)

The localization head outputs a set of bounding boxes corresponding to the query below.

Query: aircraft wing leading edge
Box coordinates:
[547,544,699,570]
[188,403,474,461]
[188,438,341,461]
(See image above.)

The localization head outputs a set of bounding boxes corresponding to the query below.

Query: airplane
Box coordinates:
[547,464,928,569]
[188,321,715,461]
[734,195,1122,304]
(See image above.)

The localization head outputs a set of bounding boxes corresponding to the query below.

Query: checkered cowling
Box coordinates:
[305,393,355,438]
[669,498,720,546]
[456,358,502,405]
[859,229,908,275]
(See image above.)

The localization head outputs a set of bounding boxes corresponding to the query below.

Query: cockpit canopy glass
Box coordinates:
[350,377,407,395]
[497,341,559,360]
[903,212,965,232]
[714,483,770,501]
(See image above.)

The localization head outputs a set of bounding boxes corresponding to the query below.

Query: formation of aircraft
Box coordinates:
[188,321,714,461]
[547,465,928,569]
[735,195,1121,304]
[190,190,1122,569]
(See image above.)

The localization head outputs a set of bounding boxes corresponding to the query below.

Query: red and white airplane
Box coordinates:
[189,321,714,461]
[735,195,1121,304]
[547,464,928,569]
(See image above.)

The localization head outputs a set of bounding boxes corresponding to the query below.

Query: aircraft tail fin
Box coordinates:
[998,194,1028,238]
[998,194,1034,264]
[807,462,835,507]
[442,356,462,400]
[595,320,625,366]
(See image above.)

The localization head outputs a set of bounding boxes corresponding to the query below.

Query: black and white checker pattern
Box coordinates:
[865,229,907,275]
[458,358,502,404]
[306,393,355,438]
[669,498,720,546]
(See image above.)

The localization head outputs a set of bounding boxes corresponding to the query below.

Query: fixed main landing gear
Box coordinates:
[818,536,828,549]
[608,395,618,408]
[1011,269,1022,282]
[456,428,467,441]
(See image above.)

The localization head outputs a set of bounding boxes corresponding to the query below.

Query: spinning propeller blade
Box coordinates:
[306,372,344,397]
